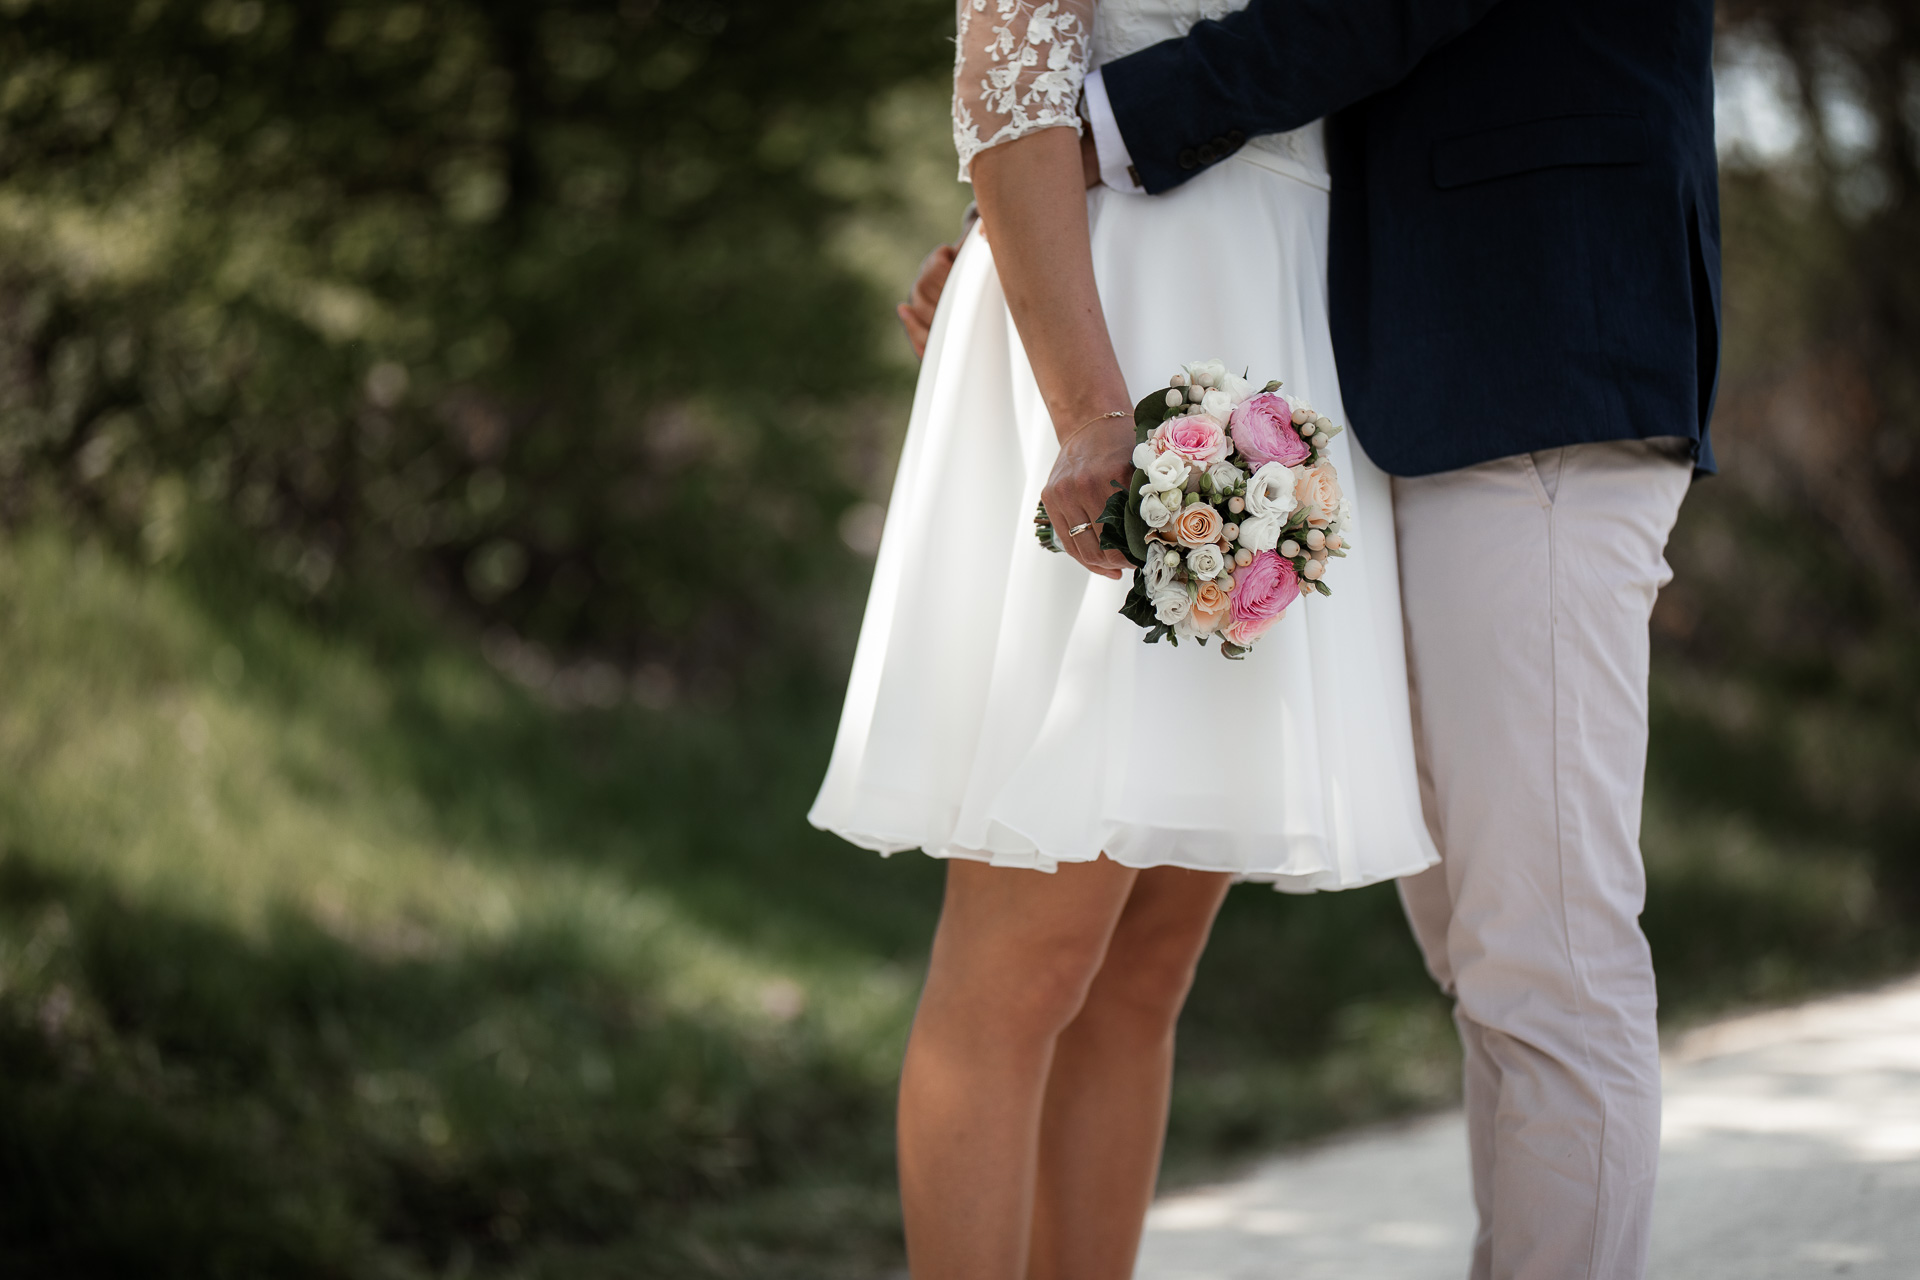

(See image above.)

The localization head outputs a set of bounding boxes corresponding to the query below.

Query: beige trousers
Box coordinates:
[1393,440,1693,1280]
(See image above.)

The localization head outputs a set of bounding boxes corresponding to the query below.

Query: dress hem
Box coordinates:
[810,813,1437,896]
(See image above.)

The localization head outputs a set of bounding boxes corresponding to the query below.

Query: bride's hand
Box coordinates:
[1043,414,1136,579]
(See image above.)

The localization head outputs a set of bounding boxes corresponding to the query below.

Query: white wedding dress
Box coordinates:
[809,0,1438,891]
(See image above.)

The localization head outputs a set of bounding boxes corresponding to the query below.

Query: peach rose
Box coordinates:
[1293,463,1343,528]
[1172,501,1223,548]
[1190,579,1230,634]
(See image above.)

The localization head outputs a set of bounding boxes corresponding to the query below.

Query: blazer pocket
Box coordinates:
[1432,114,1648,189]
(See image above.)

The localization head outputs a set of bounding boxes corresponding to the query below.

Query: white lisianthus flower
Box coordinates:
[1144,450,1191,493]
[1237,513,1282,553]
[1132,441,1158,471]
[1139,490,1175,529]
[1217,372,1254,405]
[1244,463,1298,520]
[1336,496,1354,528]
[1207,459,1245,492]
[1200,388,1234,423]
[1144,540,1182,594]
[1186,544,1225,580]
[1184,357,1228,388]
[1151,586,1193,626]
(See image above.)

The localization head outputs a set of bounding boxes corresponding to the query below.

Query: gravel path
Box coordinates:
[1136,976,1920,1279]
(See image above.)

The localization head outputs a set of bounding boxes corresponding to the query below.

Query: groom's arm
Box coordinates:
[1099,0,1506,194]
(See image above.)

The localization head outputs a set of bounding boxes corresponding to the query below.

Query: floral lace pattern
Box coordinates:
[952,0,1326,187]
[953,0,1094,180]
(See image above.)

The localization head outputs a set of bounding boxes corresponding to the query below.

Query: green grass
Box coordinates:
[0,529,936,1277]
[0,526,1913,1276]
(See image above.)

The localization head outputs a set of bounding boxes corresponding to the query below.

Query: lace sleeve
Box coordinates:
[953,0,1095,181]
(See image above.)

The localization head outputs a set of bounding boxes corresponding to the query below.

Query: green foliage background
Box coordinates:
[0,1,1916,1276]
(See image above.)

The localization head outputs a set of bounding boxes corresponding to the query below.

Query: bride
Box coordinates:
[811,1,1436,1273]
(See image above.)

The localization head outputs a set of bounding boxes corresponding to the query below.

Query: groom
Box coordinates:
[905,2,1718,1278]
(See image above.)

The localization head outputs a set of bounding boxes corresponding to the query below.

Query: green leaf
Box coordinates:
[1118,571,1158,630]
[1123,468,1152,563]
[1096,486,1143,565]
[1133,388,1172,442]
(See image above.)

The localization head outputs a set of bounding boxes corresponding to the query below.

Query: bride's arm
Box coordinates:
[953,0,1134,579]
[973,133,1135,580]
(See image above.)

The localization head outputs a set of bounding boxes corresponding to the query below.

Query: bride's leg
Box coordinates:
[898,855,1140,1280]
[1027,867,1234,1280]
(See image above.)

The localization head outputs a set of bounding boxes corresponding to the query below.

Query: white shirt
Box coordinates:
[1082,68,1146,194]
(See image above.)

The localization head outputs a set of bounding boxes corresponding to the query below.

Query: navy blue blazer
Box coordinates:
[1099,0,1720,476]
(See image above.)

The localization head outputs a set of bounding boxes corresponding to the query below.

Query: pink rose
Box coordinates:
[1151,413,1230,466]
[1228,393,1309,470]
[1222,550,1299,646]
[1293,463,1343,528]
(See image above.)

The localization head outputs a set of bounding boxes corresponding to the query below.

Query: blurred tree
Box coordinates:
[1716,0,1920,603]
[1655,1,1920,913]
[0,0,947,673]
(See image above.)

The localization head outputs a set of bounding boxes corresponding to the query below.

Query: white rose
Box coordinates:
[1217,372,1254,405]
[1200,388,1233,423]
[1144,450,1191,493]
[1207,459,1245,492]
[1139,490,1175,529]
[1237,513,1282,553]
[1132,441,1157,471]
[1151,586,1193,625]
[1186,543,1225,580]
[1144,541,1182,593]
[1244,463,1297,520]
[1183,358,1228,390]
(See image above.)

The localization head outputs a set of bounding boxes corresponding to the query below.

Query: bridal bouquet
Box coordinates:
[1037,358,1352,659]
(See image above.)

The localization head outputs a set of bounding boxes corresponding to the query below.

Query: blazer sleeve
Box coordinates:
[1099,0,1506,193]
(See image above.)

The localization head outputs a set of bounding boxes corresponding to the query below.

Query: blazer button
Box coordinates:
[1178,147,1199,170]
[1227,130,1245,148]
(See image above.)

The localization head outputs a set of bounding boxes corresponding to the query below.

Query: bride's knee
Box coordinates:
[1081,944,1205,1036]
[921,921,1116,1047]
[998,935,1117,1039]
[1075,909,1218,1037]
